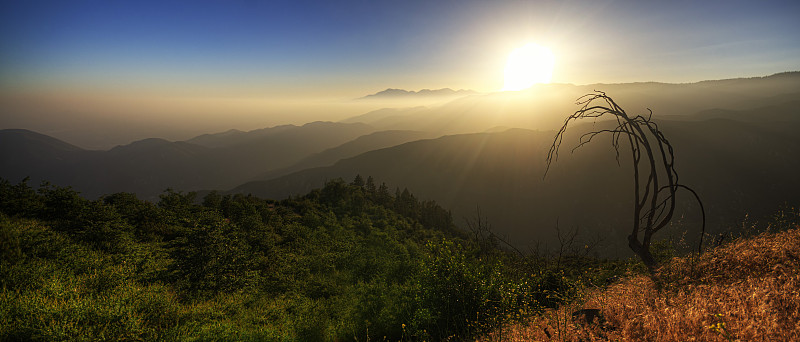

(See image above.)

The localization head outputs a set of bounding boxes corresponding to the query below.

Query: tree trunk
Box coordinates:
[628,234,657,273]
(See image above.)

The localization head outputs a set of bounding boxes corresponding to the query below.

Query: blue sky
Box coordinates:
[2,0,797,95]
[1,1,500,94]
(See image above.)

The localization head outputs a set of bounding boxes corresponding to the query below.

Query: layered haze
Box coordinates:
[3,73,800,253]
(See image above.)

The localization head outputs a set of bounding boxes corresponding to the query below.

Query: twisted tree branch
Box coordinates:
[544,91,705,274]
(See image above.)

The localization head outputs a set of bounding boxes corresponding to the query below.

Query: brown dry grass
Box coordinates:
[479,228,800,341]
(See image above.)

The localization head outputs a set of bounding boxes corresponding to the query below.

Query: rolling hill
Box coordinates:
[256,129,434,180]
[232,119,800,254]
[0,122,376,199]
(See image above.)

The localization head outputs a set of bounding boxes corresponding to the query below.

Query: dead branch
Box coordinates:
[545,91,705,274]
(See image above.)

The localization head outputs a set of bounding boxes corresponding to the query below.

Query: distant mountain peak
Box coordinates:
[111,138,171,150]
[359,88,477,100]
[0,129,84,152]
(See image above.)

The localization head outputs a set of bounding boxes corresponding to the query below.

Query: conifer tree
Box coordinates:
[352,174,365,187]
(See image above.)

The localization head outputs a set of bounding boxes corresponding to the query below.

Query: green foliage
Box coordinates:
[0,177,628,341]
[410,239,539,339]
[169,212,257,297]
[0,177,43,217]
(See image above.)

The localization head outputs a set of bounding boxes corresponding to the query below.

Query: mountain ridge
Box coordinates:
[0,122,376,199]
[231,119,800,252]
[359,88,478,100]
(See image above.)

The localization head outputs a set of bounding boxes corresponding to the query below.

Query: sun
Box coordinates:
[502,43,555,91]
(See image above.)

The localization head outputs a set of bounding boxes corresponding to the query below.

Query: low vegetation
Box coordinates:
[0,177,632,341]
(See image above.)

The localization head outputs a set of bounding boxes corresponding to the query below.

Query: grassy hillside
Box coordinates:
[480,209,800,341]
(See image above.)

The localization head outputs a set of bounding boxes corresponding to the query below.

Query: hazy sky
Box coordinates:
[1,0,799,148]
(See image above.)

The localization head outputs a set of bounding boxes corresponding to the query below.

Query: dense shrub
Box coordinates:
[0,177,621,341]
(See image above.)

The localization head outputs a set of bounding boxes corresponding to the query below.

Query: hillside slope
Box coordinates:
[483,224,800,341]
[256,129,433,180]
[0,178,544,341]
[233,119,800,252]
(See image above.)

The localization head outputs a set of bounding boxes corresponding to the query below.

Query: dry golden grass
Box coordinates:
[479,228,800,341]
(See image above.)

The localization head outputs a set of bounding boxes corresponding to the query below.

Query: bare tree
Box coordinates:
[545,91,705,273]
[464,206,500,254]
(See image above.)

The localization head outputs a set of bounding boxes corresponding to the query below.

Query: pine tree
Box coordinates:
[365,176,376,194]
[352,174,365,187]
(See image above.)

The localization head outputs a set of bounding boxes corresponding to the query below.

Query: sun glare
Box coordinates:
[502,43,555,91]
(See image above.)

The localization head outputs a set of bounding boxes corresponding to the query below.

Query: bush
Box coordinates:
[410,239,539,340]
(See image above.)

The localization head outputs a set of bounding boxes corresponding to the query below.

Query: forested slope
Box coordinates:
[0,177,623,341]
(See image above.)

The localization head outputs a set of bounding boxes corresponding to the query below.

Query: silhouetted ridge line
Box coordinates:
[359,88,477,99]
